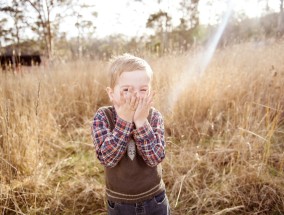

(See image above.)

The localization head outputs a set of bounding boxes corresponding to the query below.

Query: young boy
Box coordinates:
[92,54,170,215]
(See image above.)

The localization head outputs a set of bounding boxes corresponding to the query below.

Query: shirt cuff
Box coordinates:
[133,121,152,141]
[114,116,133,135]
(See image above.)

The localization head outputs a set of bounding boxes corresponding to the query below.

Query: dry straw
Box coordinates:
[1,41,284,214]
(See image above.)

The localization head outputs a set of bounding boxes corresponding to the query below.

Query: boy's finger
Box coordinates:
[126,87,133,99]
[128,87,135,100]
[125,91,131,104]
[146,90,154,99]
[128,86,134,94]
[129,92,137,109]
[145,90,154,105]
[149,90,155,102]
[120,91,126,103]
[113,99,121,111]
[147,94,153,104]
[145,89,150,97]
[137,96,143,108]
[141,95,147,107]
[134,96,140,109]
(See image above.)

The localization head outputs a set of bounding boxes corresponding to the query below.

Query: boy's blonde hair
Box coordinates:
[108,53,153,88]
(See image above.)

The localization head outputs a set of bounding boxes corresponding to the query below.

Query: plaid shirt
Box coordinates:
[91,106,165,168]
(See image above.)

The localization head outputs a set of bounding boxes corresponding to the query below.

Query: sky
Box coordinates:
[64,0,177,39]
[0,0,280,40]
[61,0,279,39]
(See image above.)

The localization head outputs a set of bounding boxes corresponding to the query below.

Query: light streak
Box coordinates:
[168,0,235,111]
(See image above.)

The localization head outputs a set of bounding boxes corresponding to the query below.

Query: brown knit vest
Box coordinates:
[101,106,165,204]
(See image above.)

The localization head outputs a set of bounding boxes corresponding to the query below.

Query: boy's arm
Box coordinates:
[133,109,165,167]
[92,108,133,168]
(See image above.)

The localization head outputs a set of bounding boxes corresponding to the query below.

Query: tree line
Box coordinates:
[0,0,284,60]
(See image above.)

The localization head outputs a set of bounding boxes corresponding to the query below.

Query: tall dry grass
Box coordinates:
[1,41,284,215]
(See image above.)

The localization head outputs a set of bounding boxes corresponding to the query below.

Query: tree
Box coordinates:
[146,11,172,52]
[74,6,97,58]
[21,0,74,58]
[0,18,9,48]
[0,0,25,49]
[179,0,200,31]
[169,0,201,51]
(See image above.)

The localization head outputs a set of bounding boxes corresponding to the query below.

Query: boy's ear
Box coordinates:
[106,87,113,101]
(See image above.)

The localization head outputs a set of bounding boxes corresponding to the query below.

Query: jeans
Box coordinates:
[107,191,170,215]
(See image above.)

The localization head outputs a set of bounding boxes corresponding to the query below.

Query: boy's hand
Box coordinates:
[113,87,139,123]
[134,90,154,128]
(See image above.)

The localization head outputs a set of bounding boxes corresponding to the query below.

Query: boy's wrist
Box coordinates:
[119,115,132,123]
[117,111,133,123]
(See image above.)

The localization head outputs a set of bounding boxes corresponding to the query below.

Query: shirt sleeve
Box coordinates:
[91,108,133,168]
[133,109,165,167]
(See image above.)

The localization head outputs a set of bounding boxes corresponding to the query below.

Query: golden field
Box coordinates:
[1,41,284,214]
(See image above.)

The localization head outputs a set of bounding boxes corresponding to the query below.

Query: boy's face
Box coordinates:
[107,70,151,104]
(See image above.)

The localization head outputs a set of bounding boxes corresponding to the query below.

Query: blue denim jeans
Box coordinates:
[107,191,170,215]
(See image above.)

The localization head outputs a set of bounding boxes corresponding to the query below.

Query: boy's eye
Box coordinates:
[123,89,128,92]
[141,89,147,92]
